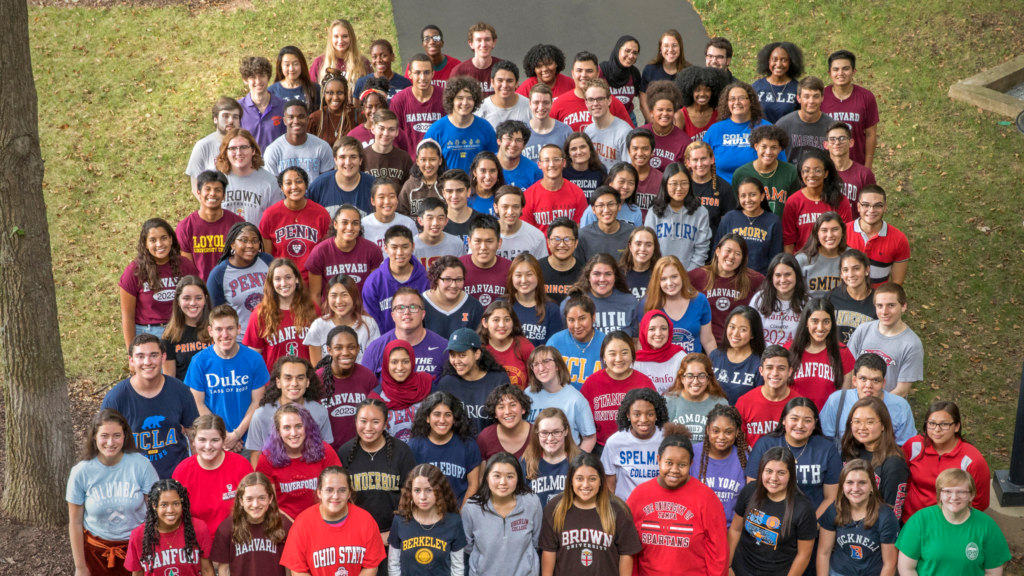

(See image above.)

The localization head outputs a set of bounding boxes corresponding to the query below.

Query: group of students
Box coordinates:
[79,14,1012,576]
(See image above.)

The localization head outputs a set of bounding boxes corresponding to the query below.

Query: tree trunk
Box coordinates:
[0,0,77,525]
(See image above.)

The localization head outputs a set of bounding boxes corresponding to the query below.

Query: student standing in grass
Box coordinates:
[826,121,877,217]
[305,203,384,301]
[269,46,319,107]
[821,50,879,170]
[161,276,213,379]
[258,167,332,281]
[309,19,368,83]
[424,76,499,173]
[177,171,245,282]
[827,248,877,345]
[846,185,911,286]
[351,39,411,102]
[186,98,242,198]
[237,56,286,153]
[716,176,784,275]
[262,100,334,180]
[360,178,418,255]
[732,125,801,217]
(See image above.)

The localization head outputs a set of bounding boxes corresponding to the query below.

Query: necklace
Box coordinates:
[756,164,778,180]
[787,439,809,464]
[416,517,440,531]
[572,333,596,356]
[363,444,384,461]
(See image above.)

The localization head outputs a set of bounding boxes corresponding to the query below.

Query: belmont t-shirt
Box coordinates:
[715,210,784,275]
[176,210,246,281]
[210,515,292,576]
[690,443,747,525]
[745,435,842,510]
[708,349,763,405]
[459,255,512,307]
[125,520,212,576]
[388,512,467,576]
[819,503,899,576]
[258,200,333,280]
[408,435,483,503]
[538,495,643,575]
[837,161,877,218]
[304,237,385,298]
[522,456,569,507]
[119,259,201,326]
[732,481,817,576]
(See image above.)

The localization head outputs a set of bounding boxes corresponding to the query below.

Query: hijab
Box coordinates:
[635,309,685,363]
[600,36,642,89]
[377,340,432,410]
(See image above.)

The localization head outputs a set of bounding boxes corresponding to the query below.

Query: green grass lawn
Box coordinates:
[29,0,1023,470]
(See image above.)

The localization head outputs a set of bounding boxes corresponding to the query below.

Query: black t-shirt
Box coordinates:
[444,209,485,247]
[692,176,737,242]
[336,438,418,531]
[732,481,817,576]
[562,166,606,199]
[433,370,510,436]
[827,286,877,345]
[388,512,467,576]
[851,447,910,522]
[538,494,643,576]
[626,268,652,301]
[818,502,899,576]
[540,257,586,304]
[161,325,210,379]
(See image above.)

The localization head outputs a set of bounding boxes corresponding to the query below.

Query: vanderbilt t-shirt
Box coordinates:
[387,513,467,576]
[210,515,292,576]
[732,481,817,576]
[336,438,418,531]
[538,495,642,576]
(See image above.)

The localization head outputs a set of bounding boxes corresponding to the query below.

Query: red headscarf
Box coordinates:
[635,310,685,363]
[377,340,432,410]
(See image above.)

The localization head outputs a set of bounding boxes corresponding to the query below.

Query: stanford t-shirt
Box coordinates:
[119,258,201,325]
[780,189,853,251]
[390,87,446,152]
[459,255,512,307]
[821,85,880,166]
[255,443,343,519]
[735,388,800,446]
[242,307,317,372]
[176,210,245,281]
[210,515,292,576]
[125,520,212,576]
[580,369,657,445]
[318,363,379,449]
[304,237,384,299]
[687,268,765,342]
[258,201,332,281]
[486,337,535,389]
[538,495,642,576]
[788,343,856,410]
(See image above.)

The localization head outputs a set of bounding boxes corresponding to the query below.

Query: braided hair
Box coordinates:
[696,405,750,483]
[316,70,358,139]
[315,325,359,403]
[140,479,200,570]
[347,399,396,464]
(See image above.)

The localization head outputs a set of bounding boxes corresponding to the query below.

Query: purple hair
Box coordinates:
[262,404,326,468]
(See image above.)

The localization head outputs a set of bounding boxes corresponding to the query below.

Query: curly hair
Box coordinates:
[569,253,631,298]
[140,480,200,571]
[132,218,184,295]
[410,391,477,439]
[645,80,683,111]
[696,405,749,483]
[715,82,765,128]
[263,404,326,468]
[615,388,669,432]
[797,149,846,212]
[522,43,566,78]
[483,383,533,420]
[395,464,460,519]
[218,221,264,265]
[756,42,805,80]
[443,76,484,114]
[427,256,466,291]
[261,355,324,407]
[749,124,790,150]
[346,399,398,465]
[676,66,729,109]
[277,165,310,189]
[315,324,360,402]
[239,55,272,80]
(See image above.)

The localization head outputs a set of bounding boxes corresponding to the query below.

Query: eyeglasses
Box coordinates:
[682,373,709,383]
[234,237,261,246]
[439,277,465,285]
[227,145,252,153]
[585,96,609,104]
[531,358,557,370]
[539,158,564,165]
[393,305,423,314]
[940,489,972,498]
[850,419,879,428]
[422,35,442,43]
[549,236,576,244]
[593,202,618,211]
[727,96,749,103]
[826,136,850,143]
[538,428,567,439]
[801,168,825,176]
[666,181,688,190]
[501,137,526,145]
[926,421,956,431]
[858,202,885,211]
[707,55,728,62]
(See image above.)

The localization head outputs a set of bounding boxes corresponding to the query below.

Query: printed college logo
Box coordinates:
[288,239,307,257]
[415,548,433,564]
[287,342,299,356]
[479,294,492,306]
[850,545,864,560]
[334,567,349,576]
[104,506,126,525]
[650,156,662,169]
[580,549,593,566]
[966,542,980,561]
[244,292,264,311]
[715,297,731,311]
[164,568,180,576]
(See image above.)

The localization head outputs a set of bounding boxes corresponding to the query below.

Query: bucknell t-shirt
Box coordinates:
[304,237,385,299]
[390,87,446,152]
[242,307,318,372]
[125,520,212,576]
[255,443,343,519]
[258,200,332,281]
[539,495,642,576]
[318,363,379,449]
[787,343,856,410]
[176,210,246,281]
[119,259,201,325]
[210,515,292,576]
[459,255,512,306]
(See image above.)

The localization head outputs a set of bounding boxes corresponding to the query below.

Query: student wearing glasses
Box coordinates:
[360,288,448,382]
[403,26,462,88]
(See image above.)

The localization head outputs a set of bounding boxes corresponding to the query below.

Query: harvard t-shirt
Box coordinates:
[255,443,343,519]
[171,452,253,531]
[389,86,446,152]
[305,237,385,298]
[640,123,693,170]
[837,161,877,218]
[821,85,880,166]
[318,363,379,449]
[735,388,800,446]
[538,495,642,575]
[687,268,764,342]
[125,520,212,576]
[451,58,503,97]
[258,200,332,281]
[176,210,246,281]
[210,515,291,576]
[788,343,856,409]
[280,503,387,576]
[580,369,656,445]
[119,259,201,325]
[459,255,512,307]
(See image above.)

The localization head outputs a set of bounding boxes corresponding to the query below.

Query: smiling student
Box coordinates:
[846,185,910,287]
[751,42,804,124]
[209,472,291,576]
[717,176,784,275]
[731,125,801,219]
[787,297,855,409]
[838,396,911,519]
[690,404,751,525]
[478,300,535,388]
[709,306,766,404]
[735,345,800,446]
[407,392,483,505]
[821,51,879,169]
[315,325,379,449]
[237,56,287,153]
[467,151,506,216]
[641,81,693,172]
[187,98,243,197]
[360,288,449,381]
[309,19,369,82]
[562,132,608,200]
[124,479,215,576]
[177,171,246,282]
[476,61,532,129]
[825,121,877,217]
[160,277,212,379]
[633,309,687,394]
[575,185,636,262]
[525,84,574,163]
[424,76,499,173]
[452,22,504,96]
[624,129,664,221]
[639,30,690,122]
[551,51,634,132]
[524,348,597,451]
[539,217,585,303]
[422,255,484,339]
[361,177,419,255]
[620,226,661,301]
[362,111,415,186]
[642,255,715,354]
[392,55,446,153]
[368,340,434,440]
[305,136,375,218]
[414,197,468,268]
[704,82,782,183]
[519,43,575,98]
[684,142,737,245]
[521,408,583,506]
[796,212,848,297]
[351,39,412,102]
[816,460,899,576]
[263,100,334,180]
[496,121,544,190]
[561,254,641,337]
[644,163,712,270]
[847,283,923,397]
[477,384,534,460]
[599,36,642,123]
[776,76,834,165]
[495,188,549,261]
[663,353,729,441]
[242,258,319,372]
[522,144,590,233]
[269,46,319,106]
[548,293,607,390]
[403,26,462,88]
[782,150,853,253]
[827,249,877,345]
[399,141,447,219]
[305,204,385,301]
[304,274,379,365]
[675,65,728,142]
[388,464,468,576]
[601,388,670,500]
[433,327,511,434]
[360,226,431,332]
[258,167,332,280]
[172,414,253,531]
[751,253,810,346]
[580,332,657,453]
[584,79,633,170]
[689,234,765,341]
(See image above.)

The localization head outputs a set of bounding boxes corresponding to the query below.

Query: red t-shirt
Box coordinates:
[171,452,253,532]
[735,387,800,446]
[243,306,318,373]
[640,124,693,171]
[902,436,991,519]
[846,220,911,287]
[599,71,638,115]
[404,54,463,89]
[836,161,876,218]
[280,503,386,576]
[687,268,765,342]
[255,442,343,519]
[318,363,379,449]
[119,258,201,325]
[634,166,664,223]
[580,369,657,445]
[515,74,577,98]
[627,477,729,576]
[780,189,854,251]
[477,422,532,461]
[821,85,880,166]
[305,237,385,299]
[259,201,332,282]
[176,210,246,281]
[550,90,634,132]
[521,179,589,234]
[451,57,505,97]
[124,521,212,576]
[786,343,855,410]
[485,337,535,389]
[389,86,446,154]
[680,108,719,142]
[459,255,512,307]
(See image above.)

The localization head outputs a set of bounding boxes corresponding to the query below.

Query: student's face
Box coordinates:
[619,41,640,68]
[784,406,816,442]
[874,292,905,327]
[565,306,594,341]
[328,333,360,372]
[603,338,634,378]
[658,446,691,488]
[571,59,598,90]
[829,59,855,86]
[416,147,441,179]
[692,84,713,107]
[629,231,655,265]
[371,184,399,217]
[706,416,738,455]
[646,316,670,350]
[318,473,352,513]
[241,484,271,523]
[146,226,173,262]
[453,89,476,116]
[194,428,225,464]
[939,482,973,515]
[442,180,470,209]
[284,105,309,138]
[806,310,833,344]
[227,136,254,170]
[421,28,444,56]
[858,192,886,225]
[755,139,781,165]
[801,158,826,188]
[772,263,797,296]
[278,413,306,451]
[726,314,752,349]
[681,361,710,398]
[705,46,730,69]
[843,470,873,505]
[130,342,165,379]
[716,239,744,273]
[651,99,676,129]
[328,283,354,318]
[494,395,525,429]
[428,265,462,302]
[334,208,362,243]
[470,229,501,265]
[427,403,454,437]
[825,128,852,157]
[737,183,764,214]
[660,35,681,63]
[411,476,438,511]
[214,109,241,134]
[926,410,959,445]
[281,53,303,81]
[529,92,553,120]
[762,460,790,496]
[372,119,399,147]
[540,146,566,178]
[572,465,601,504]
[817,220,843,252]
[95,423,126,459]
[797,89,822,114]
[759,357,793,389]
[487,463,518,497]
[850,406,884,447]
[361,94,385,121]
[474,160,500,191]
[726,87,750,118]
[385,235,414,267]
[357,405,387,444]
[277,361,310,403]
[280,170,307,202]
[371,44,395,76]
[209,317,240,351]
[469,31,495,57]
[610,171,637,202]
[199,180,225,209]
[537,417,567,455]
[666,172,691,203]
[535,58,559,85]
[659,264,683,297]
[628,137,652,167]
[331,25,351,53]
[629,399,657,439]
[589,263,616,297]
[530,353,559,385]
[272,265,299,300]
[418,207,448,238]
[584,87,610,119]
[391,294,424,331]
[493,69,518,98]
[496,193,524,226]
[685,147,713,178]
[593,192,621,225]
[177,285,207,322]
[245,73,269,94]
[498,130,526,159]
[409,60,434,91]
[769,47,791,78]
[448,349,481,377]
[546,226,577,261]
[324,80,347,113]
[840,257,868,290]
[155,490,183,529]
[485,308,514,342]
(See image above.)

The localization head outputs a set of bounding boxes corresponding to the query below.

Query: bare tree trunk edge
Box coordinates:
[0,0,78,525]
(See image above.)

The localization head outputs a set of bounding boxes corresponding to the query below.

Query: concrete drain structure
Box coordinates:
[949,54,1024,118]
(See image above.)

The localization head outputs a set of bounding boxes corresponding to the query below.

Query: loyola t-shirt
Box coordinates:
[176,210,246,281]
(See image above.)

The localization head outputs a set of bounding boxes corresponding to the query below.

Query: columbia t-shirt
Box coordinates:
[65,453,158,541]
[407,435,483,503]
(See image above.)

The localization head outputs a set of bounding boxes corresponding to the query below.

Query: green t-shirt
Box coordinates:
[896,506,1011,576]
[732,161,801,217]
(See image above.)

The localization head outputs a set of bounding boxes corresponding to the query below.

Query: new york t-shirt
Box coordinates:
[690,443,747,525]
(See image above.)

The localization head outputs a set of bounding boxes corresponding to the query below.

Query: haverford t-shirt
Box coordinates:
[539,495,642,575]
[65,452,158,541]
[819,502,899,576]
[171,452,253,531]
[280,503,387,576]
[224,169,285,224]
[125,520,212,576]
[689,443,747,526]
[731,481,817,576]
[119,259,201,326]
[255,443,342,519]
[176,210,246,281]
[601,428,664,500]
[388,512,467,576]
[210,515,292,576]
[408,435,483,503]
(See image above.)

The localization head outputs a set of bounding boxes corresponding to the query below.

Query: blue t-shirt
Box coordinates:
[407,435,483,503]
[709,348,764,405]
[820,389,917,446]
[65,453,159,541]
[546,329,606,390]
[352,73,412,102]
[521,456,569,507]
[423,116,498,173]
[746,435,842,509]
[502,157,543,190]
[579,203,643,229]
[513,301,564,347]
[819,503,900,576]
[690,443,747,526]
[524,385,597,445]
[184,346,270,441]
[432,370,509,435]
[388,512,467,576]
[467,193,495,216]
[751,78,799,124]
[703,118,787,183]
[640,63,678,92]
[665,294,712,353]
[267,82,319,107]
[561,166,605,199]
[305,170,375,217]
[715,210,783,275]
[100,377,200,479]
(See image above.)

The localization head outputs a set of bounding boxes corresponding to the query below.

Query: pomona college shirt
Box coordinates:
[119,259,201,326]
[210,515,292,576]
[280,504,387,576]
[255,443,343,519]
[125,520,212,576]
[259,200,332,280]
[176,210,246,281]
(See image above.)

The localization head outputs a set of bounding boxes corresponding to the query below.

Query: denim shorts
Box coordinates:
[135,324,165,339]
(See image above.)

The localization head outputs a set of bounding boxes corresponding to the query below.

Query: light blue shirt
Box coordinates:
[578,203,643,229]
[524,385,597,445]
[546,329,605,390]
[820,389,917,446]
[65,453,159,541]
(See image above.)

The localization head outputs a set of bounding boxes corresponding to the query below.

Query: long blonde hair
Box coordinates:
[321,20,367,84]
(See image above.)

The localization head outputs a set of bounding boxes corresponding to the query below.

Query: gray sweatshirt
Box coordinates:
[461,493,543,576]
[644,205,712,271]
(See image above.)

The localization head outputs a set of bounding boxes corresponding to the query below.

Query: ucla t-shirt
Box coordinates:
[546,329,605,390]
[745,435,842,509]
[185,346,270,441]
[521,456,568,507]
[407,435,482,503]
[388,512,467,576]
[423,116,498,173]
[100,377,200,478]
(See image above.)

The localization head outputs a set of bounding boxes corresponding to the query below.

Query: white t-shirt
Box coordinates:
[633,350,686,394]
[361,212,419,256]
[600,427,664,501]
[497,222,549,261]
[415,233,468,269]
[185,131,221,179]
[263,134,335,180]
[224,169,284,224]
[474,95,533,130]
[751,292,801,346]
[302,315,380,364]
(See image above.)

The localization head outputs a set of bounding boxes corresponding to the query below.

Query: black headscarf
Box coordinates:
[600,35,642,89]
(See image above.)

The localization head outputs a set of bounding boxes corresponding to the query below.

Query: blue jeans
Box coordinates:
[135,324,165,339]
[628,109,638,127]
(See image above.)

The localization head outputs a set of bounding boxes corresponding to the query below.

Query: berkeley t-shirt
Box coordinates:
[388,512,467,576]
[407,435,483,503]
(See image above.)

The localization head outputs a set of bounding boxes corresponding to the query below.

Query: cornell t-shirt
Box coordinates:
[176,210,246,281]
[732,481,817,576]
[388,513,467,576]
[210,515,291,576]
[407,435,483,503]
[119,259,201,326]
[538,495,643,575]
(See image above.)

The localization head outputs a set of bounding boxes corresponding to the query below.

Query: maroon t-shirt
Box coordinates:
[477,422,531,461]
[640,123,693,170]
[821,85,880,166]
[459,255,512,307]
[176,210,245,281]
[633,166,664,222]
[837,161,877,218]
[390,87,446,153]
[451,57,504,97]
[305,237,384,299]
[687,268,765,342]
[210,515,292,576]
[258,200,332,282]
[602,73,638,114]
[119,258,201,325]
[318,363,379,449]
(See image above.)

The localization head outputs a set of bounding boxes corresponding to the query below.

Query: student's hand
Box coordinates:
[224,431,241,450]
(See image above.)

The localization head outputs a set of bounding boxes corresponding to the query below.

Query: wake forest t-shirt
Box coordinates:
[689,443,746,526]
[119,259,201,326]
[745,434,842,510]
[337,438,418,531]
[818,502,899,576]
[433,371,509,435]
[539,495,643,576]
[388,513,467,576]
[407,435,482,503]
[176,210,246,281]
[539,257,585,304]
[827,286,876,346]
[210,515,292,576]
[731,481,817,576]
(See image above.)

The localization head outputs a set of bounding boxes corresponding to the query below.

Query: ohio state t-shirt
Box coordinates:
[171,453,253,532]
[242,307,317,372]
[318,364,379,449]
[389,87,446,152]
[258,200,332,281]
[580,370,657,445]
[521,179,589,233]
[119,258,201,325]
[176,210,246,281]
[124,520,212,576]
[210,515,291,576]
[304,237,384,299]
[687,268,765,342]
[280,503,387,576]
[837,161,877,218]
[787,343,856,410]
[735,388,800,446]
[640,124,693,170]
[459,255,511,307]
[821,85,880,166]
[255,443,343,519]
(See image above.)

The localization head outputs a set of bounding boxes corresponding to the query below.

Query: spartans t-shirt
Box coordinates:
[732,481,817,576]
[538,495,643,576]
[818,502,899,576]
[388,513,467,576]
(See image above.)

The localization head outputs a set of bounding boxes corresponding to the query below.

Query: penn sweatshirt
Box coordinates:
[644,205,712,271]
[360,257,431,333]
[462,493,543,576]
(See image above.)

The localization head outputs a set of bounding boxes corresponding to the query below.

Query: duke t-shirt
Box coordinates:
[184,345,270,439]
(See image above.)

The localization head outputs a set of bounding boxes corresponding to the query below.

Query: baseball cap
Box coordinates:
[445,328,481,353]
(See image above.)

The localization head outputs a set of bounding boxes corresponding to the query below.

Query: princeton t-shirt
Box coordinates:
[539,258,585,304]
[161,325,211,379]
[176,210,246,281]
[538,495,643,575]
